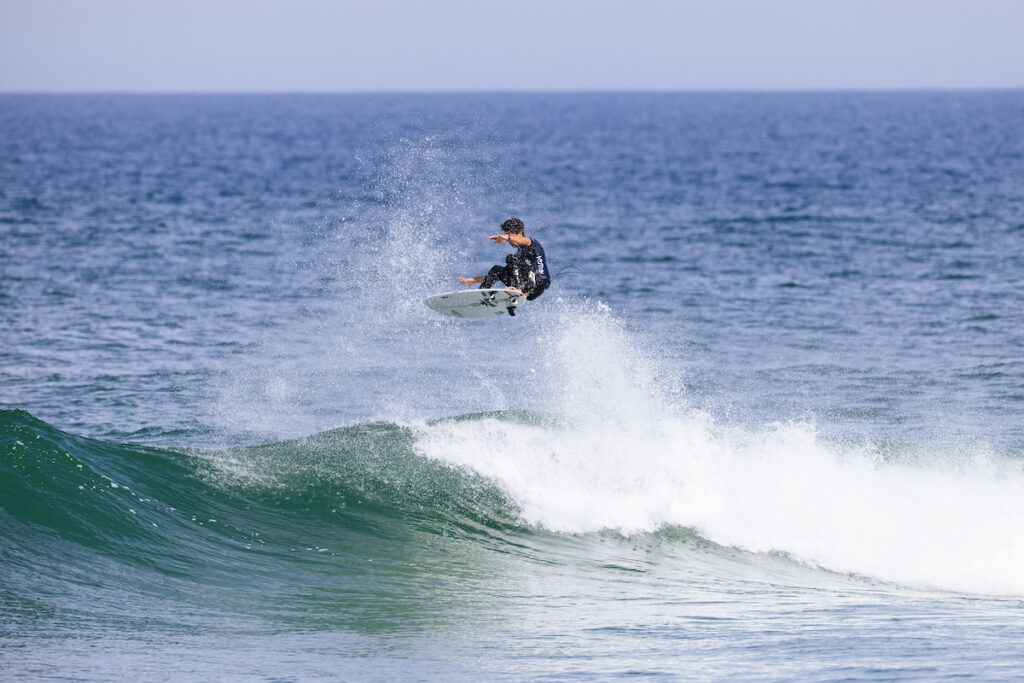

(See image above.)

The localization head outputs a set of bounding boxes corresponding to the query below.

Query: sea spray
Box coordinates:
[208,136,518,441]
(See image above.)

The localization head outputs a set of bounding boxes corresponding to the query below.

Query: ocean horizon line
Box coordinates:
[2,86,1023,97]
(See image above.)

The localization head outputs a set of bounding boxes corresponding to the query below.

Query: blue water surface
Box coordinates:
[2,93,1024,681]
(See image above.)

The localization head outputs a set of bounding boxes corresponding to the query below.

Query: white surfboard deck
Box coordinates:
[424,288,526,318]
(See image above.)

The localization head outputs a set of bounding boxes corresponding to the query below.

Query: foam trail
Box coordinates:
[415,301,1024,597]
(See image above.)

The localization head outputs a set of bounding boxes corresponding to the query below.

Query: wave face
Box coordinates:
[6,391,1024,602]
[0,409,520,584]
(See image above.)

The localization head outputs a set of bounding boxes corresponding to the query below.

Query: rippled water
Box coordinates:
[3,93,1024,680]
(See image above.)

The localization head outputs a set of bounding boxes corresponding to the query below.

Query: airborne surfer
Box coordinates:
[458,217,551,300]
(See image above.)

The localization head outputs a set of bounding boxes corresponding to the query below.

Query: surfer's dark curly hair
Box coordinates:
[501,217,525,234]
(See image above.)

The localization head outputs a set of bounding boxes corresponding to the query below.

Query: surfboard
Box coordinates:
[424,288,525,318]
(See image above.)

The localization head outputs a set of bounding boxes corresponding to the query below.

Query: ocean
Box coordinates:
[2,92,1024,681]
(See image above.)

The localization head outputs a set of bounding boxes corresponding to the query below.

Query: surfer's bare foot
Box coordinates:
[505,287,523,294]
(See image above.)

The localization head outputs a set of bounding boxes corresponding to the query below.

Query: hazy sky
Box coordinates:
[2,0,1023,92]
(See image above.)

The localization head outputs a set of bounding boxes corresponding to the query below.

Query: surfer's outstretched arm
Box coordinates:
[492,233,531,247]
[458,276,485,287]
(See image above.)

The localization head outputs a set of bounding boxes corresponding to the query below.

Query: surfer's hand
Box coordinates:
[458,276,482,287]
[490,234,510,244]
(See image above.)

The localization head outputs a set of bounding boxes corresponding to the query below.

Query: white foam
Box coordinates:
[415,301,1024,597]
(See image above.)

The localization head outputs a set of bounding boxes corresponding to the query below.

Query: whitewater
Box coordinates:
[411,301,1024,597]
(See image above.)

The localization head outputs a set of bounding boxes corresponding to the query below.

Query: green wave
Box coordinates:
[0,409,529,588]
[3,410,868,634]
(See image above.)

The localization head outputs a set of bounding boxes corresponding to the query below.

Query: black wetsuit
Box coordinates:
[480,238,551,300]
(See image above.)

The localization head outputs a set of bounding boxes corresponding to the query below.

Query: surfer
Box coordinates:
[458,217,551,300]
